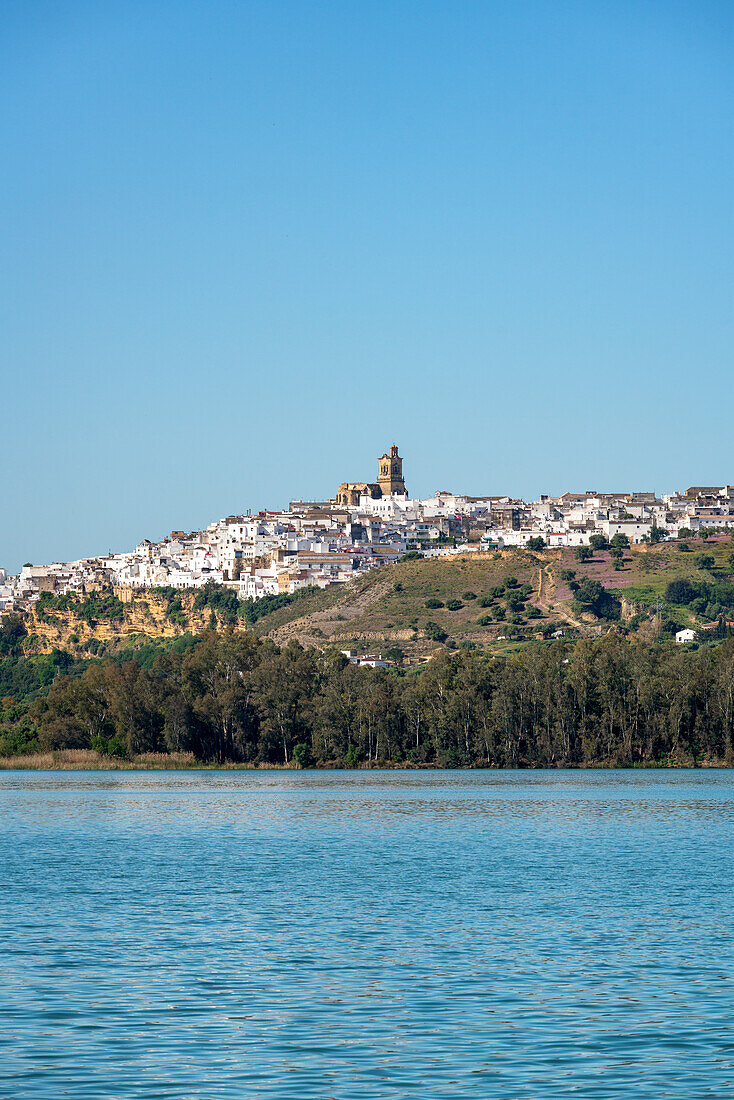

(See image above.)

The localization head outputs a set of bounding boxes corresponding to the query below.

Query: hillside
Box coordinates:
[257,534,734,655]
[10,534,734,660]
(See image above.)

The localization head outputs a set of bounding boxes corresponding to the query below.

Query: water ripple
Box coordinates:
[1,769,733,1097]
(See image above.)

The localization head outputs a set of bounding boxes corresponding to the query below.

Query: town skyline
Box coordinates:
[3,3,733,579]
[3,446,734,577]
[3,441,733,609]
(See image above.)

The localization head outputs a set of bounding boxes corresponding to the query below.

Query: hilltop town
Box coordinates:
[3,446,734,770]
[2,445,734,614]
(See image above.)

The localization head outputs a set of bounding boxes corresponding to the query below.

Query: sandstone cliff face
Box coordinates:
[20,587,245,655]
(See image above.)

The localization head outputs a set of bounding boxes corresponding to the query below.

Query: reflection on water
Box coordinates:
[1,770,733,1098]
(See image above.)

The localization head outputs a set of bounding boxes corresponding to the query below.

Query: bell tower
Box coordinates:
[377,444,407,497]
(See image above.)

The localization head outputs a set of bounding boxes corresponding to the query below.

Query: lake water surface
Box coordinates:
[1,769,733,1098]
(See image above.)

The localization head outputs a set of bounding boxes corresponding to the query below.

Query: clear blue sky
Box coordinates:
[2,1,732,572]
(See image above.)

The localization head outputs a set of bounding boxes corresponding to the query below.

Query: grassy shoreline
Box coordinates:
[0,750,727,771]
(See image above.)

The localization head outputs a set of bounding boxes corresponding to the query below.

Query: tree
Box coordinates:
[103,660,165,756]
[182,631,262,762]
[0,614,27,657]
[252,641,316,765]
[575,546,593,563]
[589,534,608,551]
[695,553,715,571]
[424,621,448,643]
[292,742,312,768]
[527,537,546,551]
[610,533,631,550]
[382,644,405,666]
[572,578,620,620]
[666,579,697,605]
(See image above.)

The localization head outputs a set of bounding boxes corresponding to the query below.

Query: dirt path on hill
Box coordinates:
[269,577,395,647]
[537,563,553,608]
[536,560,597,634]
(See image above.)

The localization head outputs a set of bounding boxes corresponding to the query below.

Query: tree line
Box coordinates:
[2,624,734,767]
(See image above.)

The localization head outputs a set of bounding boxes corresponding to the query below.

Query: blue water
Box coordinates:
[1,770,733,1098]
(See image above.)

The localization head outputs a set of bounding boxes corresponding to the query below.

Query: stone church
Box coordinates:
[335,445,407,506]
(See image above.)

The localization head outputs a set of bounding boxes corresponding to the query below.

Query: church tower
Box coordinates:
[377,444,407,497]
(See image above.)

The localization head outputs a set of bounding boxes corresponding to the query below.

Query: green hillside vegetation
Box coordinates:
[252,551,558,652]
[4,538,734,769]
[242,536,734,653]
[36,589,125,624]
[12,538,734,665]
[1,622,733,769]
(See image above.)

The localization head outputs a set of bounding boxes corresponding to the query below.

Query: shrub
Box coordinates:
[424,621,448,643]
[666,579,697,605]
[477,614,493,627]
[477,596,494,608]
[345,744,361,768]
[192,581,240,624]
[695,554,715,571]
[560,569,576,582]
[165,593,187,625]
[292,742,312,768]
[572,578,620,620]
[462,591,477,601]
[90,733,128,758]
[445,599,463,611]
[425,598,444,609]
